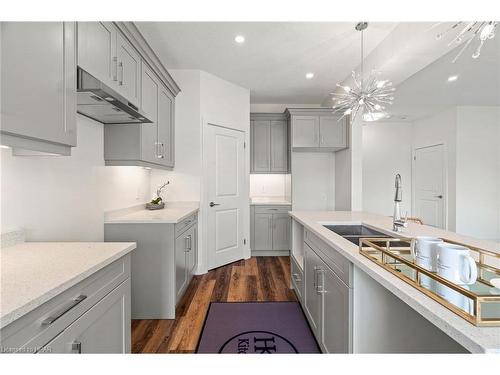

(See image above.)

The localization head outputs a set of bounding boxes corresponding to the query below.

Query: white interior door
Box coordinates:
[414,144,446,228]
[206,124,246,270]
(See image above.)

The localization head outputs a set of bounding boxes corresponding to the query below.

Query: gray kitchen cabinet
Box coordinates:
[319,116,348,149]
[42,279,130,354]
[250,205,291,255]
[253,213,273,250]
[104,213,198,319]
[0,255,132,354]
[291,116,319,148]
[77,22,117,89]
[304,243,322,335]
[286,108,348,152]
[321,265,350,353]
[250,113,289,174]
[251,120,271,172]
[301,228,353,353]
[102,23,179,170]
[116,31,141,107]
[1,22,77,155]
[272,213,290,250]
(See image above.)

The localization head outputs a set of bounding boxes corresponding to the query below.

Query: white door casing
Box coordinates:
[413,144,446,229]
[205,124,247,270]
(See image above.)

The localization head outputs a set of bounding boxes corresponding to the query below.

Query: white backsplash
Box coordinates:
[250,174,291,198]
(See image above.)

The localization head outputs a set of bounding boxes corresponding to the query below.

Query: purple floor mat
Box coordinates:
[196,302,320,353]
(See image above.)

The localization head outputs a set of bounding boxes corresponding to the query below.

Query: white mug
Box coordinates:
[436,243,478,285]
[411,237,443,290]
[436,283,474,315]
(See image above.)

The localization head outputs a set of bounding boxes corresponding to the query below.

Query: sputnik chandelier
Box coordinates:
[436,22,498,63]
[332,22,395,123]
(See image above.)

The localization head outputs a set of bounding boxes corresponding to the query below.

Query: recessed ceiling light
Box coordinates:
[234,35,245,44]
[305,72,314,79]
[447,75,458,82]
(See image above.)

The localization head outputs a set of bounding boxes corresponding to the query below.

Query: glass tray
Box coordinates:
[359,238,500,326]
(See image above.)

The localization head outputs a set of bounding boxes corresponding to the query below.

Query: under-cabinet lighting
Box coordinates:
[447,75,459,82]
[0,145,10,149]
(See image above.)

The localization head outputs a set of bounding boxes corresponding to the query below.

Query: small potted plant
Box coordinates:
[146,181,170,210]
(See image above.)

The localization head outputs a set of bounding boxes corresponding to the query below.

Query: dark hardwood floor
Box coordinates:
[131,256,297,353]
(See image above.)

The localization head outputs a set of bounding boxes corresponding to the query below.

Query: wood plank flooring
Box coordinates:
[131,256,297,353]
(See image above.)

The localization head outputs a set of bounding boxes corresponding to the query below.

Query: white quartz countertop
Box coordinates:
[289,210,500,353]
[0,241,136,329]
[104,202,199,224]
[250,197,291,205]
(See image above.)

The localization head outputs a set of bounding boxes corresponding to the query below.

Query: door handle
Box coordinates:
[209,202,220,207]
[185,235,192,251]
[434,195,443,199]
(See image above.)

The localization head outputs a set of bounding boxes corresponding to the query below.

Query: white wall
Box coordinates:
[249,174,290,197]
[1,116,151,241]
[455,106,500,241]
[362,121,413,216]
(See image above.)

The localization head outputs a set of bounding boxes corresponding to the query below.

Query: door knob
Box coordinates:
[209,202,220,207]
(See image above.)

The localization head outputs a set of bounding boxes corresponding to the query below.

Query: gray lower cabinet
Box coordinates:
[250,205,291,254]
[1,22,77,155]
[0,255,132,354]
[104,213,197,319]
[250,113,289,173]
[302,233,352,353]
[42,279,130,354]
[285,108,348,152]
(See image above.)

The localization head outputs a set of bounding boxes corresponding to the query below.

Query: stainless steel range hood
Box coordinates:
[77,68,152,124]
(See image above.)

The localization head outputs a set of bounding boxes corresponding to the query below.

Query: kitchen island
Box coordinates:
[289,211,500,354]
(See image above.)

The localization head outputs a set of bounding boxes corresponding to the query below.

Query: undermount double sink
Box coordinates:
[323,224,387,245]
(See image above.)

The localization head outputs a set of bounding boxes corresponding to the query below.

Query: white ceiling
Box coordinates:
[389,36,500,121]
[136,22,397,104]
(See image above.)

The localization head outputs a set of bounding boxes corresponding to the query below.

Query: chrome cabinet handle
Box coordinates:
[71,341,82,354]
[313,266,319,288]
[155,142,162,159]
[184,234,192,251]
[112,57,118,81]
[118,62,123,86]
[316,269,325,294]
[292,273,302,282]
[42,295,87,326]
[209,202,220,207]
[434,195,443,199]
[160,143,165,159]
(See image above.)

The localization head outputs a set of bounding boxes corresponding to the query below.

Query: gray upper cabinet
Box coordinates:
[115,32,141,107]
[98,22,180,170]
[250,113,289,174]
[286,108,348,152]
[77,22,117,88]
[1,22,77,155]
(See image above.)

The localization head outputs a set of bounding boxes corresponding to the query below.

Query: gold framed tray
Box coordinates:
[359,237,500,326]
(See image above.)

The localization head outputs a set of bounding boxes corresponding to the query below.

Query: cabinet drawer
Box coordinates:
[254,205,291,214]
[304,230,351,287]
[175,213,198,236]
[290,255,303,301]
[0,255,130,353]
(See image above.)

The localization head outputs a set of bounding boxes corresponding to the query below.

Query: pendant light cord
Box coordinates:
[360,28,364,87]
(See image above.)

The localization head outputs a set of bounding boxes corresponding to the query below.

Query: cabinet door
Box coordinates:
[272,213,290,250]
[270,120,288,172]
[140,64,160,164]
[175,232,189,301]
[319,116,347,148]
[1,22,76,148]
[186,225,197,277]
[251,120,271,172]
[253,213,273,250]
[42,279,130,354]
[304,243,322,337]
[157,85,175,167]
[292,116,319,148]
[320,266,350,353]
[116,32,141,106]
[77,22,117,87]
